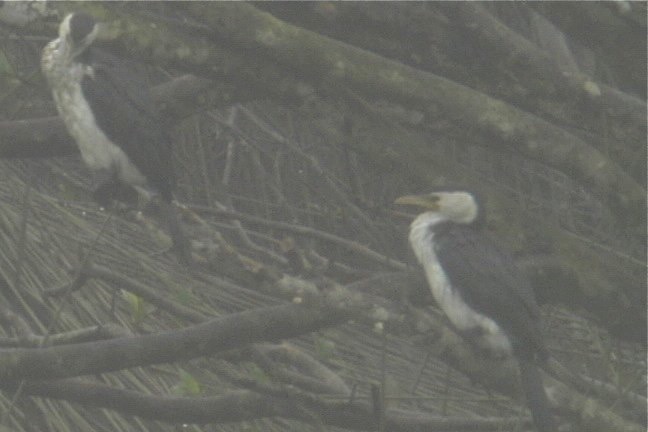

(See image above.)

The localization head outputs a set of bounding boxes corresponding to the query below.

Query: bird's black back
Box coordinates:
[79,48,174,201]
[433,222,546,360]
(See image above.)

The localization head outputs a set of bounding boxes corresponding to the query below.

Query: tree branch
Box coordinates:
[0,302,350,381]
[14,378,536,431]
[182,2,644,231]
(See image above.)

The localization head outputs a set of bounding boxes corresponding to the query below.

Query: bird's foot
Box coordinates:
[92,176,138,210]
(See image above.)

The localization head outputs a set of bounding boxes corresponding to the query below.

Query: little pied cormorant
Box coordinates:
[41,12,192,266]
[395,190,556,432]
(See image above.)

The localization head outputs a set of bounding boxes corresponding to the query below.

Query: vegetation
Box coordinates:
[0,2,644,431]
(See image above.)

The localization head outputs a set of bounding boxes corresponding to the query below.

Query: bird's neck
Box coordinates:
[408,212,446,265]
[410,212,446,237]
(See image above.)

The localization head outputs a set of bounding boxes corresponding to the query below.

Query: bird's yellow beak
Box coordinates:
[394,194,440,211]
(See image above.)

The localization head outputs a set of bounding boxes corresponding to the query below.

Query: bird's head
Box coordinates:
[58,12,99,59]
[395,190,483,226]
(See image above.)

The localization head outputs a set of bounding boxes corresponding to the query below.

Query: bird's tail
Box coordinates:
[158,199,193,268]
[518,358,556,432]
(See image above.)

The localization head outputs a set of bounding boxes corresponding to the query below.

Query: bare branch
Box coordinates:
[184,3,645,230]
[193,205,407,271]
[0,324,130,348]
[0,302,350,381]
[14,379,538,431]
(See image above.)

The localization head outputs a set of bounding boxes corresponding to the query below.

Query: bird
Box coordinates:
[395,190,555,432]
[41,12,192,266]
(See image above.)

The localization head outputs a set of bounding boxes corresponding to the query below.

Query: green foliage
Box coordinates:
[0,50,14,76]
[174,288,193,306]
[172,370,202,396]
[121,290,151,325]
[313,334,336,361]
[249,364,270,384]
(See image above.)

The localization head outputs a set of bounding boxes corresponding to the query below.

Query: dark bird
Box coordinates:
[395,190,555,432]
[41,12,192,266]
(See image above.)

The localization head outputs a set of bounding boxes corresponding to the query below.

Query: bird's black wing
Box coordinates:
[80,48,174,201]
[434,224,546,358]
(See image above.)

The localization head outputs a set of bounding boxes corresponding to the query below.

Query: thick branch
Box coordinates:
[0,302,349,381]
[15,379,534,431]
[7,3,644,228]
[443,3,646,127]
[184,3,644,231]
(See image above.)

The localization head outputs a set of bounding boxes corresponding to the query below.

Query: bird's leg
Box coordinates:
[460,327,508,360]
[90,169,116,208]
[91,169,138,209]
[156,198,194,269]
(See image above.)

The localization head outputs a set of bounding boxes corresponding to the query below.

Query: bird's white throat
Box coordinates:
[408,212,512,355]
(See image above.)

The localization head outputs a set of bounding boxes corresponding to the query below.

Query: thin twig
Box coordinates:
[191,205,407,271]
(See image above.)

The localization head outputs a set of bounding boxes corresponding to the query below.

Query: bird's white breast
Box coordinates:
[409,213,512,355]
[44,43,145,186]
